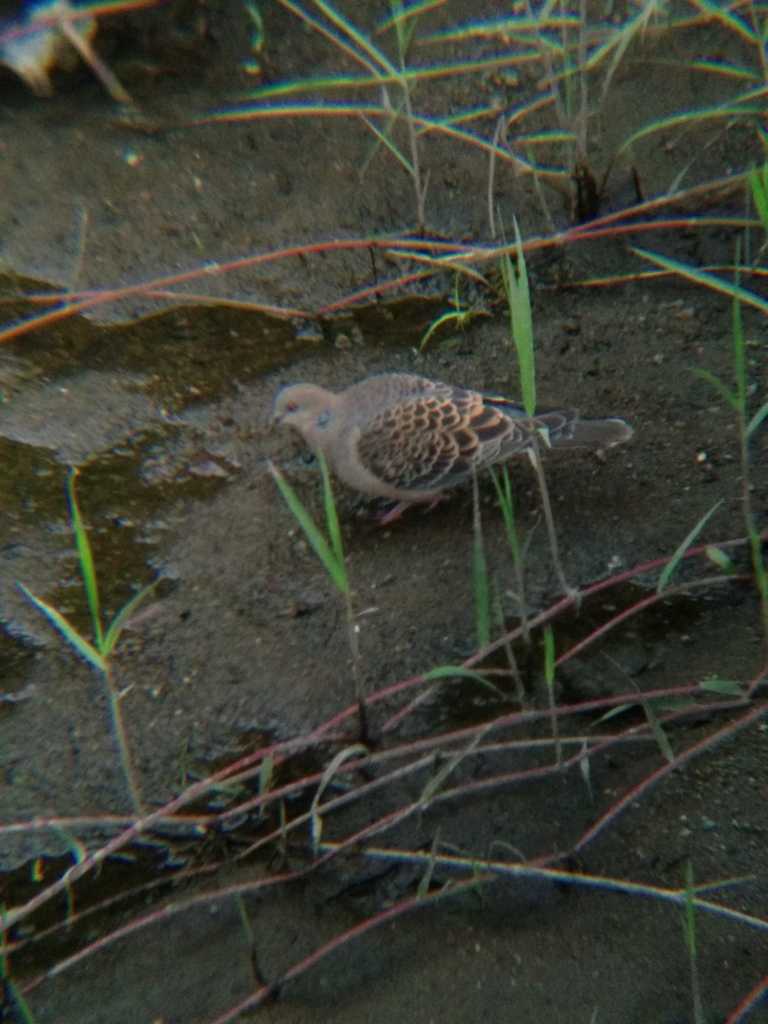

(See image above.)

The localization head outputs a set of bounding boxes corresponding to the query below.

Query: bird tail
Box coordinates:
[535,410,634,450]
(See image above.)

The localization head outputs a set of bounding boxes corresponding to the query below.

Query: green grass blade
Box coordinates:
[657,499,724,594]
[416,832,439,899]
[388,0,418,59]
[419,310,460,350]
[424,665,505,698]
[269,461,349,596]
[422,14,577,46]
[543,624,555,689]
[472,538,490,648]
[640,691,675,763]
[592,702,634,725]
[318,451,347,582]
[102,579,160,657]
[258,753,274,816]
[311,0,397,76]
[472,473,491,648]
[309,743,367,854]
[247,53,537,101]
[585,0,661,95]
[251,71,392,98]
[704,545,736,574]
[688,0,757,44]
[747,163,768,231]
[731,279,746,414]
[491,467,522,567]
[204,102,549,179]
[500,218,535,415]
[361,114,415,176]
[274,0,382,74]
[542,624,561,764]
[682,859,705,1024]
[691,367,738,411]
[617,87,768,155]
[699,676,743,696]
[17,582,106,672]
[631,247,768,316]
[649,58,759,85]
[233,889,255,958]
[51,825,88,865]
[578,739,593,800]
[513,129,578,146]
[66,467,104,651]
[682,865,696,958]
[511,217,535,415]
[0,977,37,1024]
[747,400,768,439]
[419,727,489,807]
[378,0,442,34]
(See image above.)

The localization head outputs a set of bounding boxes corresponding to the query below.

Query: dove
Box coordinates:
[272,373,633,523]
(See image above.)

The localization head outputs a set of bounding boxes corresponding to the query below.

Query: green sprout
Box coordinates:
[419,274,488,351]
[270,452,348,598]
[499,219,572,598]
[18,467,156,816]
[471,470,491,649]
[682,861,705,1024]
[270,452,368,735]
[19,467,157,673]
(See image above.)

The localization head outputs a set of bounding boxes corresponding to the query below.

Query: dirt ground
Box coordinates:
[1,2,767,1022]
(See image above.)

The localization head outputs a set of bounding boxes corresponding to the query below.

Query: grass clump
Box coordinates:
[270,451,368,736]
[500,219,572,598]
[18,467,157,816]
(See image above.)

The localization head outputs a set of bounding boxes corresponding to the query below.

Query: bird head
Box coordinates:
[271,383,337,448]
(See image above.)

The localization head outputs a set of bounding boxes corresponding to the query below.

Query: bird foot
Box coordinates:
[374,501,413,526]
[374,494,446,526]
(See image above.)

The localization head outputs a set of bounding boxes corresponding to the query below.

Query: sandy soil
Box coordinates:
[1,2,767,1022]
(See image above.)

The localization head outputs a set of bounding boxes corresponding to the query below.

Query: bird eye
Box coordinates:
[285,401,298,413]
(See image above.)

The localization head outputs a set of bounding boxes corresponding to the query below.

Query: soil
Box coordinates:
[1,2,767,1023]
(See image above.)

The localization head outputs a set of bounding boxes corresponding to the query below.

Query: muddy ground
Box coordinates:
[1,2,767,1022]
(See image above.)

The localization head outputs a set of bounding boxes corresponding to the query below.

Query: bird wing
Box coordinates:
[484,396,578,453]
[355,385,548,493]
